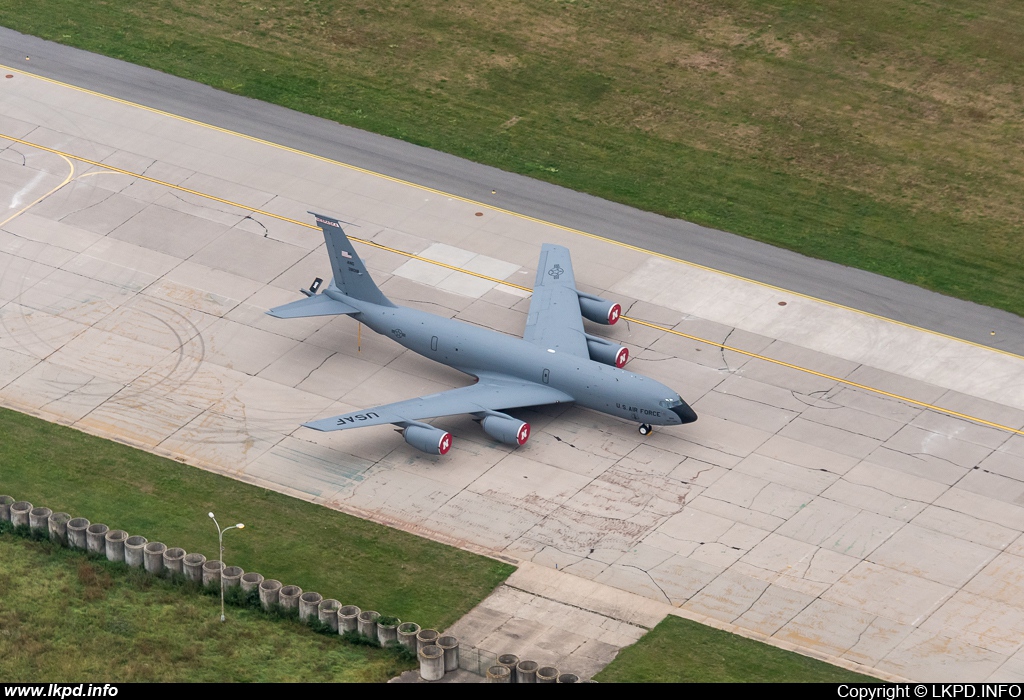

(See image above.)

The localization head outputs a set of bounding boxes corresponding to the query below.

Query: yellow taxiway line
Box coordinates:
[3,62,1020,363]
[2,135,1022,439]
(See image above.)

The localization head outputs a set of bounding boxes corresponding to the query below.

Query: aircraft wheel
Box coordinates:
[638,423,653,436]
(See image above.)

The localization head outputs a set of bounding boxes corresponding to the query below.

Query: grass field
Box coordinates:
[594,614,878,683]
[0,535,416,682]
[1,1,1022,315]
[0,407,514,631]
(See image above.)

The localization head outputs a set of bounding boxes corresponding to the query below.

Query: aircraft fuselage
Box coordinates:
[337,293,691,427]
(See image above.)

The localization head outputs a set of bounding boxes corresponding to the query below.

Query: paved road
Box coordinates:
[2,26,1021,354]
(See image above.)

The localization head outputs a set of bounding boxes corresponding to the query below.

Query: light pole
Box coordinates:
[208,512,244,623]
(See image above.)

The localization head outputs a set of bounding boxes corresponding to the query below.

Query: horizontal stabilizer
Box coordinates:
[266,294,358,319]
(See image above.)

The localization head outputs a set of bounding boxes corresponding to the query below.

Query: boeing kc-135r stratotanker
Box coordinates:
[267,213,697,455]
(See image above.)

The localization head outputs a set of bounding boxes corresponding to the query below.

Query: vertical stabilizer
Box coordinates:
[310,213,395,307]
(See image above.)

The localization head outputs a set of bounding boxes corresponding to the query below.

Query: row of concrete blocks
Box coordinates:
[1,498,235,582]
[1,499,584,681]
[0,497,466,680]
[484,653,582,684]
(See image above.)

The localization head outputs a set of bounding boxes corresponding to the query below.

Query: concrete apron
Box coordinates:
[2,68,1024,683]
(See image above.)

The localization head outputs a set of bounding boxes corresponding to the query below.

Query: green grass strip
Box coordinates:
[594,614,879,683]
[2,1,1023,315]
[0,407,514,630]
[0,534,417,682]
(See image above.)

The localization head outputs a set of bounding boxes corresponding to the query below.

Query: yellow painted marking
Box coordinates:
[4,63,1020,363]
[0,149,74,229]
[3,136,1022,438]
[626,318,1024,437]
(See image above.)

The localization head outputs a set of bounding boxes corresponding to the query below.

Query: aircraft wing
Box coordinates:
[303,372,573,432]
[522,244,589,357]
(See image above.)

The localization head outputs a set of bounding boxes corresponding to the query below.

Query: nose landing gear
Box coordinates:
[638,423,653,436]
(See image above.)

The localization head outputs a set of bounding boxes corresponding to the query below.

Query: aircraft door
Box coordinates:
[542,369,550,385]
[431,336,438,351]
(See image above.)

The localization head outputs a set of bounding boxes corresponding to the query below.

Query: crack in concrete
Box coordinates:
[241,214,269,237]
[57,186,119,223]
[733,580,772,621]
[297,351,336,388]
[791,389,841,409]
[1,145,27,166]
[619,563,673,605]
[552,435,580,450]
[719,327,736,371]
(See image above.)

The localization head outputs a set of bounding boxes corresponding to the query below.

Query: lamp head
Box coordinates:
[236,524,245,530]
[208,512,215,519]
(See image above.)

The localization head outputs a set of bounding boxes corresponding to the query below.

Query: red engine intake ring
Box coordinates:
[516,422,531,446]
[615,347,629,368]
[438,432,452,455]
[607,303,621,324]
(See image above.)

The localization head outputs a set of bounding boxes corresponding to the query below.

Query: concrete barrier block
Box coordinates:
[182,553,206,582]
[258,577,282,609]
[557,673,579,684]
[338,605,360,633]
[498,654,519,682]
[318,599,340,632]
[202,560,224,588]
[67,518,89,550]
[86,524,109,554]
[377,617,401,647]
[0,495,13,522]
[536,666,558,684]
[143,542,167,575]
[104,530,128,562]
[29,507,52,535]
[241,572,264,594]
[357,610,380,643]
[438,635,459,672]
[163,548,186,576]
[279,585,302,612]
[516,660,539,683]
[416,628,439,654]
[259,579,282,611]
[10,501,32,528]
[397,622,420,652]
[222,566,243,590]
[47,512,71,545]
[487,665,511,683]
[299,591,323,622]
[419,645,445,682]
[125,535,148,568]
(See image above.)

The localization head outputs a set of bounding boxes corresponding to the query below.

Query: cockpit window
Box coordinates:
[659,398,683,409]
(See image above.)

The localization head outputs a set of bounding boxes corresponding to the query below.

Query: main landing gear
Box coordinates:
[638,423,653,436]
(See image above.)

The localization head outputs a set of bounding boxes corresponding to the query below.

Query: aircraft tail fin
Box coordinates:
[310,212,395,308]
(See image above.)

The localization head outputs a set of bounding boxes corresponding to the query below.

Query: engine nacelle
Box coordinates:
[481,415,531,446]
[586,335,629,368]
[577,293,621,325]
[402,425,452,455]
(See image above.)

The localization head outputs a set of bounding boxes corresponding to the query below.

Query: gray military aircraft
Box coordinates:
[267,213,697,455]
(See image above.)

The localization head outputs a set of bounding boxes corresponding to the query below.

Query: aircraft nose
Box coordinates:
[671,403,698,424]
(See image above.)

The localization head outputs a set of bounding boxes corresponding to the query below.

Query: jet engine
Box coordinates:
[402,424,452,455]
[585,334,629,368]
[577,292,621,325]
[481,414,531,446]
